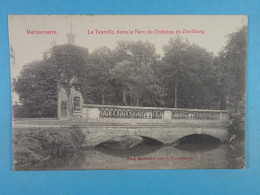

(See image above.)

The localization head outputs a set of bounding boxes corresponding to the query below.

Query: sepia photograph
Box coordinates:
[8,15,247,170]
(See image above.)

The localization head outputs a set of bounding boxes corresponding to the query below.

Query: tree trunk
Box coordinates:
[122,88,127,106]
[136,96,140,106]
[174,75,178,108]
[220,95,226,110]
[101,91,105,105]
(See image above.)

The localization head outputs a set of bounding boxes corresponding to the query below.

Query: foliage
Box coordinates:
[12,60,58,118]
[81,46,115,105]
[13,126,86,169]
[215,25,247,133]
[162,37,217,109]
[111,40,164,106]
[13,44,89,118]
[13,26,247,127]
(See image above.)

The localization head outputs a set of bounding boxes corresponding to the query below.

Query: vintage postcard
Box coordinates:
[8,15,246,170]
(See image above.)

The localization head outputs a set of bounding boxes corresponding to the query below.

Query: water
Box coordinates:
[25,140,245,170]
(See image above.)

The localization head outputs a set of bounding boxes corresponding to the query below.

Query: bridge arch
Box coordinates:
[176,133,221,144]
[82,125,229,147]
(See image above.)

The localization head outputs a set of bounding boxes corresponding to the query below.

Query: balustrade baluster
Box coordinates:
[118,109,121,118]
[104,108,108,118]
[87,105,228,121]
[99,108,103,118]
[114,109,117,118]
[111,109,113,118]
[102,108,105,118]
[138,110,141,118]
[174,111,177,119]
[109,108,111,118]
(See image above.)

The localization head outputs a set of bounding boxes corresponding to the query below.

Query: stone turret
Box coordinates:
[58,26,84,119]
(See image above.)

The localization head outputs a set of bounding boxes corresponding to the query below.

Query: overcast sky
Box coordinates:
[9,15,247,80]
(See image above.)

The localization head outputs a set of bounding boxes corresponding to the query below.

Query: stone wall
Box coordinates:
[81,123,229,146]
[58,86,84,119]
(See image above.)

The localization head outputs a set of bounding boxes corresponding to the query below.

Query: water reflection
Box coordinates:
[174,134,221,152]
[16,136,245,170]
[95,143,163,157]
[95,135,163,157]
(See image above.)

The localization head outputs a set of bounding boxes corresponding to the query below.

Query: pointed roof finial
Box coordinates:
[66,24,76,45]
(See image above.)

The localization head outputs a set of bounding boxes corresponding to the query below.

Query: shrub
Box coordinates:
[13,126,86,169]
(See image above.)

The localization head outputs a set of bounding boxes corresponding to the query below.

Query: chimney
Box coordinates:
[66,24,76,44]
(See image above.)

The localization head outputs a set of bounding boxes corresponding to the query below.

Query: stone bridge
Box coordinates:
[78,104,230,146]
[81,123,229,146]
[13,104,230,147]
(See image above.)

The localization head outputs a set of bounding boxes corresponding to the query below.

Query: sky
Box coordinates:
[8,15,247,80]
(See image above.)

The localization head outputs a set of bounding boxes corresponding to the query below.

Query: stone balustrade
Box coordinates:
[171,110,228,120]
[99,107,163,119]
[82,104,229,123]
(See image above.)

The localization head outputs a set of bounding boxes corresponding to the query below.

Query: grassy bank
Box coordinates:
[13,126,86,170]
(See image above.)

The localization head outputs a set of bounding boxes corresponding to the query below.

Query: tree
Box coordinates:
[214,25,247,134]
[111,40,164,106]
[13,44,89,118]
[224,25,247,114]
[13,60,58,117]
[162,36,190,108]
[85,46,115,105]
[181,44,216,109]
[14,27,246,119]
[162,37,216,109]
[212,51,228,110]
